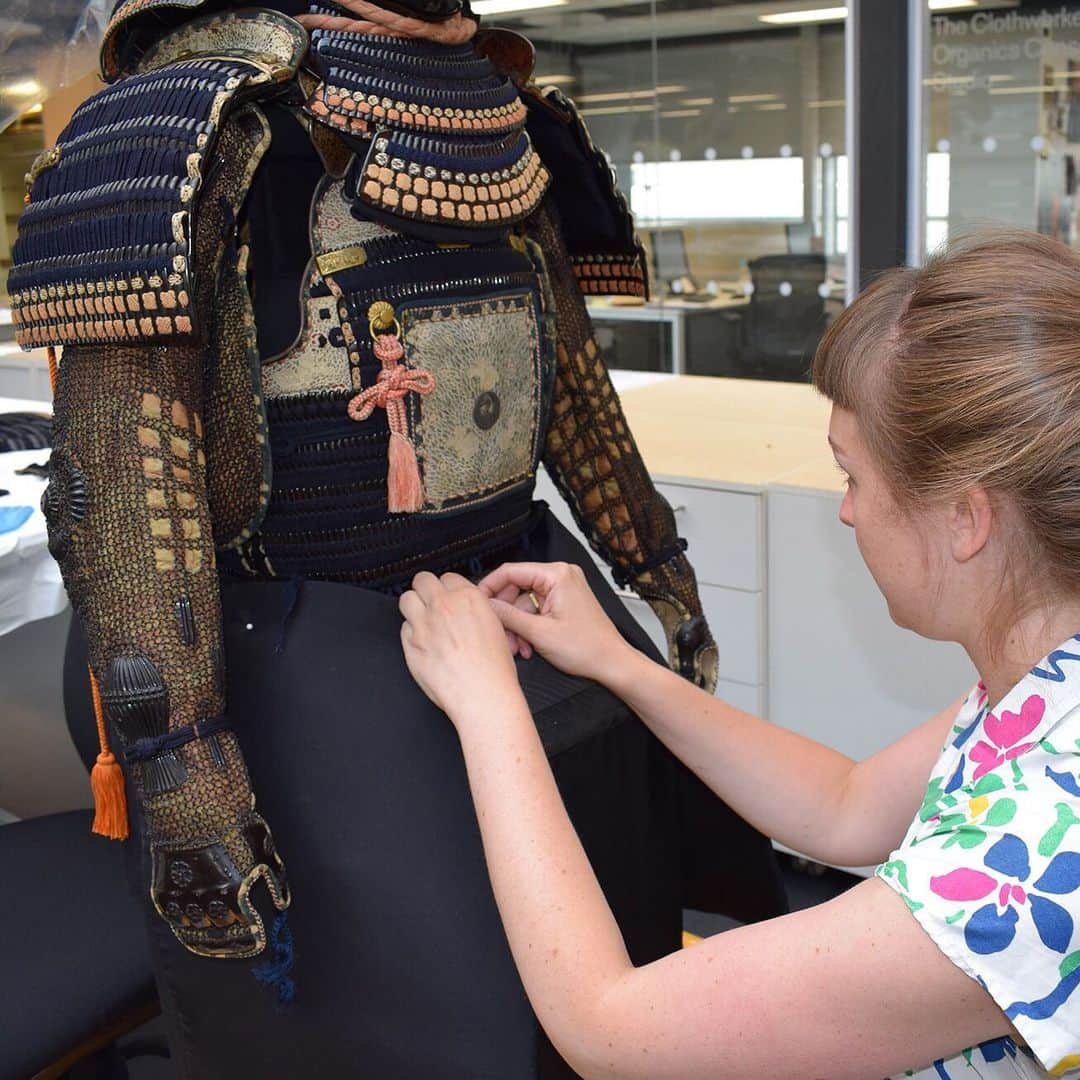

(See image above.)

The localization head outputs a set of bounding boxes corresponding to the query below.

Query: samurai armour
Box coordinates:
[14,2,784,1074]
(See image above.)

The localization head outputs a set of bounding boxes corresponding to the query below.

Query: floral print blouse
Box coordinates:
[878,636,1080,1079]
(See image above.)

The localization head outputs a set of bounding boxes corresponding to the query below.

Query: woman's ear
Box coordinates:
[948,487,994,563]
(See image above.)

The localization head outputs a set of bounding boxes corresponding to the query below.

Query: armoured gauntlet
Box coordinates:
[48,339,288,957]
[529,203,718,691]
[510,80,718,690]
[15,35,298,956]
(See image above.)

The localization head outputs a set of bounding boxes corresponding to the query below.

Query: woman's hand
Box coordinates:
[399,571,523,723]
[478,561,637,686]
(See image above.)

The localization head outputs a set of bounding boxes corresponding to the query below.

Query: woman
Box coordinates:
[398,230,1080,1079]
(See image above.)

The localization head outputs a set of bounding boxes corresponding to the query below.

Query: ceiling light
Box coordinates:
[759,0,972,23]
[578,84,688,103]
[988,85,1055,95]
[808,98,844,108]
[754,103,788,111]
[471,0,565,14]
[2,79,42,97]
[534,73,575,84]
[681,97,714,106]
[660,109,703,118]
[759,7,846,25]
[578,103,657,117]
[729,93,778,104]
[924,73,1013,86]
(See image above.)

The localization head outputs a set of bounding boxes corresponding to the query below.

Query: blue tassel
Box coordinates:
[252,910,296,1009]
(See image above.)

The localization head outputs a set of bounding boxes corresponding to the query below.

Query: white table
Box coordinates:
[0,397,87,823]
[0,398,64,637]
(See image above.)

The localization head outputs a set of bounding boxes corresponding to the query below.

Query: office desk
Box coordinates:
[587,278,844,377]
[0,398,88,822]
[587,295,748,375]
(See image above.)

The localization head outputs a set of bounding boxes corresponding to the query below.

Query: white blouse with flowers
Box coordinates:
[877,635,1080,1079]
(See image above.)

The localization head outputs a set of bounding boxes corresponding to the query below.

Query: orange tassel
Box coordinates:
[88,667,128,840]
[46,346,58,396]
[48,340,125,837]
[386,431,425,513]
[91,750,129,840]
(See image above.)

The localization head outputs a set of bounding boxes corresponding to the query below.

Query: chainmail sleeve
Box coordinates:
[39,107,289,959]
[527,199,719,690]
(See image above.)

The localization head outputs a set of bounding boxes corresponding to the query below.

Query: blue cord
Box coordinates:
[252,910,296,1009]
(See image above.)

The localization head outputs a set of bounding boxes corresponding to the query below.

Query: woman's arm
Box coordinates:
[606,647,964,867]
[483,561,964,868]
[399,573,1011,1080]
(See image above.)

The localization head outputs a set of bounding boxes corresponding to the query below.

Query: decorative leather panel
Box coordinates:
[262,177,391,399]
[132,8,308,77]
[401,290,542,512]
[102,0,210,79]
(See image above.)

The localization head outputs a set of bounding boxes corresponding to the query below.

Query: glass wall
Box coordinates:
[0,1,852,383]
[0,109,44,342]
[920,0,1080,257]
[492,0,849,380]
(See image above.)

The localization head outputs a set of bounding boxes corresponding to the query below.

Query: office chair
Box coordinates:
[0,617,164,1079]
[0,411,52,453]
[738,254,828,382]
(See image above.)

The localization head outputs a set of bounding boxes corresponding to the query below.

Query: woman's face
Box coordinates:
[829,406,952,638]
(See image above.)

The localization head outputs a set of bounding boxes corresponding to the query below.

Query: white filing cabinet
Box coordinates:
[534,467,768,718]
[0,346,52,401]
[767,484,974,761]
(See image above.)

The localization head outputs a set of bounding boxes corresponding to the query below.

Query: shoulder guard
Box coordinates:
[523,86,648,300]
[303,29,550,243]
[9,10,306,351]
[101,0,305,82]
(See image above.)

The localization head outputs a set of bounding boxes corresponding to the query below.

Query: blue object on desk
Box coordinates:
[0,506,33,534]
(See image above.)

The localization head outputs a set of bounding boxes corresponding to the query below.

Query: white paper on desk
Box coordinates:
[0,449,67,637]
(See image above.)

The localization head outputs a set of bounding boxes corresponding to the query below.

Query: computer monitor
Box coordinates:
[650,228,692,290]
[785,222,814,255]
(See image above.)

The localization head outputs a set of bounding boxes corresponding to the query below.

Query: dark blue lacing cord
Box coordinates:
[122,714,232,764]
[611,537,688,588]
[252,910,296,1009]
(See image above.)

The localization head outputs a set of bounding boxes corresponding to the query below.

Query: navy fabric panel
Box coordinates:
[523,90,641,266]
[62,508,784,1078]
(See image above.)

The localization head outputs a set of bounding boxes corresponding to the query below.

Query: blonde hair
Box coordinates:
[813,229,1080,610]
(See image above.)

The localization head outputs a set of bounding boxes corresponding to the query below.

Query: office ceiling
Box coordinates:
[505,0,1021,48]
